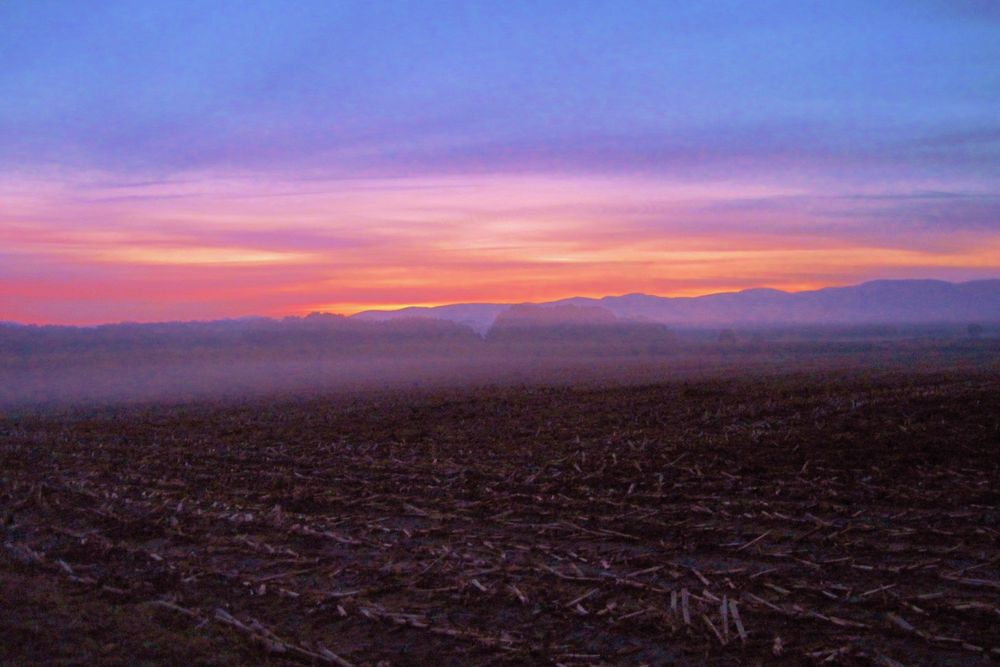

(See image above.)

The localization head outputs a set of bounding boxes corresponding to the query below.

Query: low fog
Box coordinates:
[3,304,998,410]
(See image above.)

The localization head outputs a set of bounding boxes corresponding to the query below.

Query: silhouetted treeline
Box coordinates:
[2,314,995,363]
[487,304,676,355]
[0,315,480,358]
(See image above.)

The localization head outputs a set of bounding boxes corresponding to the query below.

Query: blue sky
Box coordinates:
[3,1,998,180]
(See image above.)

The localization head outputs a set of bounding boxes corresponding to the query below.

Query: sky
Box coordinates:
[2,1,999,324]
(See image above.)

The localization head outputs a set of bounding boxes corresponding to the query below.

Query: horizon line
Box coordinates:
[6,276,999,329]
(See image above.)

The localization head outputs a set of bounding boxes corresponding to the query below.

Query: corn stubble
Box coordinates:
[2,369,999,665]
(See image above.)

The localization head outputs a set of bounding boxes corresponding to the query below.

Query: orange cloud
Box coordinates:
[2,174,998,324]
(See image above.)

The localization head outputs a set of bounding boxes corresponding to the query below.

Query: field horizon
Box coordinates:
[6,277,1000,329]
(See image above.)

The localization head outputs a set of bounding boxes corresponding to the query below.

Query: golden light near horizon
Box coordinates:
[4,173,999,324]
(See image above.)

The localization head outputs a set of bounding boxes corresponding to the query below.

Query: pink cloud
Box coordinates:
[3,174,998,324]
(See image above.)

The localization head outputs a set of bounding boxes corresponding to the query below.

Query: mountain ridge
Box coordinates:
[4,279,999,331]
[354,279,1000,331]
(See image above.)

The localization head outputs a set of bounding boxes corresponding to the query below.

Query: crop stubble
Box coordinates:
[1,369,999,665]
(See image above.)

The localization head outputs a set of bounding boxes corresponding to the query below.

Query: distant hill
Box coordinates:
[353,279,1000,330]
[5,280,999,335]
[353,303,507,334]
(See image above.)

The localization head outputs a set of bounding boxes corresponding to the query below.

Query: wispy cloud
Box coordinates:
[3,174,998,323]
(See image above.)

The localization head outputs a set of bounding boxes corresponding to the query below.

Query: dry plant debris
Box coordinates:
[1,369,999,665]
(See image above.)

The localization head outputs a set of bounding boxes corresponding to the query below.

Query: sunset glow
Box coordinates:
[2,2,998,324]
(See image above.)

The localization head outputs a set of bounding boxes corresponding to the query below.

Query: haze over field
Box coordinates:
[3,278,999,408]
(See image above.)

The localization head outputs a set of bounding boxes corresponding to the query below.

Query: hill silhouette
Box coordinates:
[356,279,1000,330]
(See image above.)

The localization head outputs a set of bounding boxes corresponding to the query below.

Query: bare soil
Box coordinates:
[2,368,998,665]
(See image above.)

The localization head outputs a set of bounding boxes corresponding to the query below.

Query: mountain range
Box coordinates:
[354,279,1000,332]
[4,279,998,334]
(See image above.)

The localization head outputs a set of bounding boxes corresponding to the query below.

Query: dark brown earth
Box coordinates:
[2,368,999,665]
